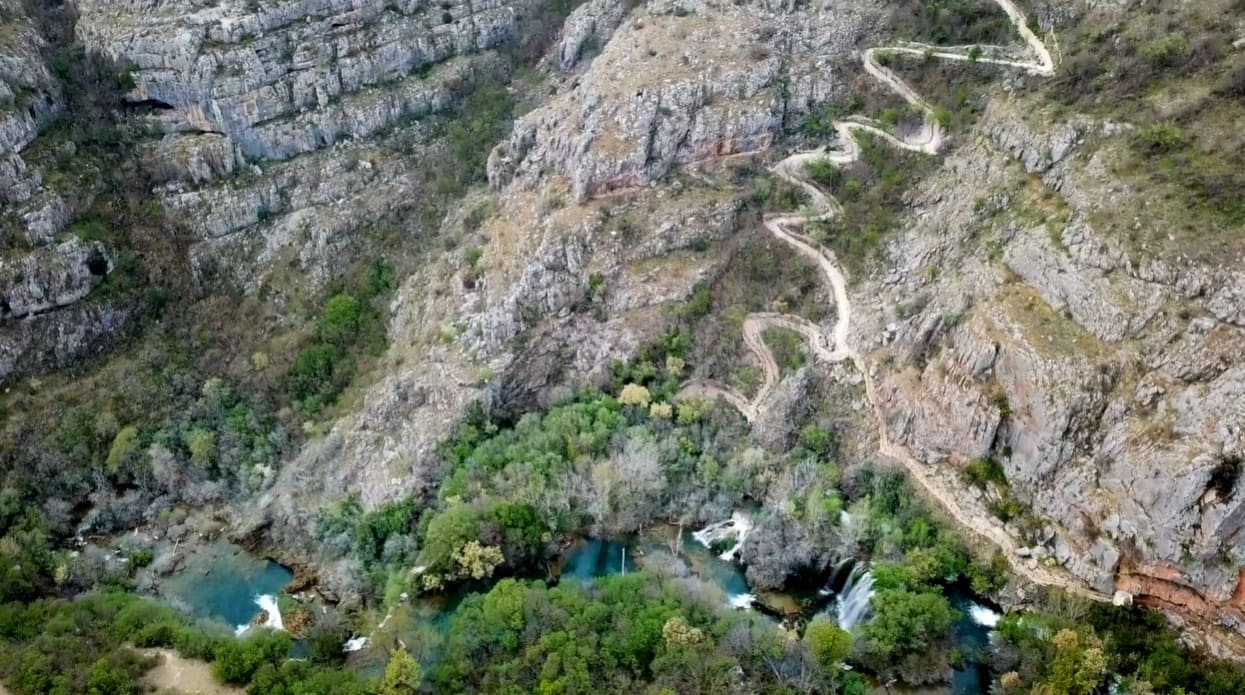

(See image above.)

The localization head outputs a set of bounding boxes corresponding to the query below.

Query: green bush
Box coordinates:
[863,588,957,662]
[212,632,292,684]
[963,457,1007,488]
[432,574,744,692]
[804,158,843,188]
[1135,122,1186,154]
[320,294,363,345]
[287,344,342,406]
[1143,33,1188,68]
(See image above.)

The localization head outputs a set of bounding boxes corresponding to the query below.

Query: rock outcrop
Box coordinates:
[0,0,570,383]
[489,0,886,200]
[845,96,1245,647]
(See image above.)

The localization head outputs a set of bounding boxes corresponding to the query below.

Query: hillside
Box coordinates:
[3,0,1245,692]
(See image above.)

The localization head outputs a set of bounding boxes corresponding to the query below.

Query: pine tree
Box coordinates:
[379,646,420,695]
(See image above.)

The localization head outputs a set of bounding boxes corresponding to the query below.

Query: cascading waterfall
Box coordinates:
[692,511,752,562]
[729,593,758,610]
[691,512,755,609]
[835,564,875,632]
[235,593,285,635]
[968,603,1001,628]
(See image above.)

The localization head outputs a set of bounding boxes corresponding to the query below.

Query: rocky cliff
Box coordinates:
[490,0,885,200]
[0,0,566,384]
[854,96,1245,650]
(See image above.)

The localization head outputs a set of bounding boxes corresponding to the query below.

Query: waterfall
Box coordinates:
[968,603,1001,628]
[692,511,752,562]
[835,565,874,632]
[255,594,285,630]
[343,635,370,652]
[235,594,285,635]
[729,593,757,610]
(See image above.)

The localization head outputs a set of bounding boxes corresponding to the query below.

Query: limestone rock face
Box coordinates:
[0,239,111,320]
[246,182,746,567]
[846,95,1245,634]
[752,367,817,453]
[0,0,559,383]
[0,0,63,231]
[554,0,633,71]
[75,0,540,166]
[0,300,138,382]
[489,0,885,200]
[742,511,837,591]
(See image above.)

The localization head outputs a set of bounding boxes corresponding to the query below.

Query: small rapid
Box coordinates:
[691,511,752,562]
[234,593,285,635]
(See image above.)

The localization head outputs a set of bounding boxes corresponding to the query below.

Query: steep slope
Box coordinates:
[5,0,1245,660]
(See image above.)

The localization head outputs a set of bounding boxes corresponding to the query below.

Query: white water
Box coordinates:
[256,594,284,630]
[728,593,757,610]
[969,603,1001,628]
[234,594,285,635]
[692,511,753,562]
[343,636,370,652]
[836,566,875,632]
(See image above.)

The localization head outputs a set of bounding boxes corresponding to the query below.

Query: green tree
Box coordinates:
[183,429,215,468]
[212,633,290,684]
[380,647,421,694]
[86,657,138,695]
[863,589,957,662]
[805,618,854,669]
[307,621,347,665]
[1036,629,1108,695]
[320,294,362,345]
[104,426,142,475]
[287,344,341,405]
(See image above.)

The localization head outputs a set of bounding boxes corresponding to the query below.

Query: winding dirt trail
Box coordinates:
[675,0,1110,601]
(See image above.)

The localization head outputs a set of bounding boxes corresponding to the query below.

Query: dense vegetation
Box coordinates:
[314,330,757,595]
[432,574,862,693]
[992,597,1245,694]
[0,591,373,695]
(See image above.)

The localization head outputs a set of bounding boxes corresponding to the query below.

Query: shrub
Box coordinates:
[619,383,652,407]
[104,426,142,475]
[380,647,421,694]
[1143,33,1188,69]
[963,458,1007,488]
[212,633,292,684]
[805,619,854,669]
[319,294,362,345]
[863,589,957,662]
[287,344,342,407]
[804,158,842,188]
[307,621,348,665]
[1135,122,1185,154]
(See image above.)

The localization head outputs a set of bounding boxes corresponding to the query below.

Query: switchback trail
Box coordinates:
[674,0,1112,601]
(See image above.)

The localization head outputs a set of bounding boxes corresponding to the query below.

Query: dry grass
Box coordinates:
[991,283,1106,361]
[139,649,244,695]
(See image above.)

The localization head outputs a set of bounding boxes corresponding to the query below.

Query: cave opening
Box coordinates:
[1208,455,1242,502]
[86,251,108,276]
